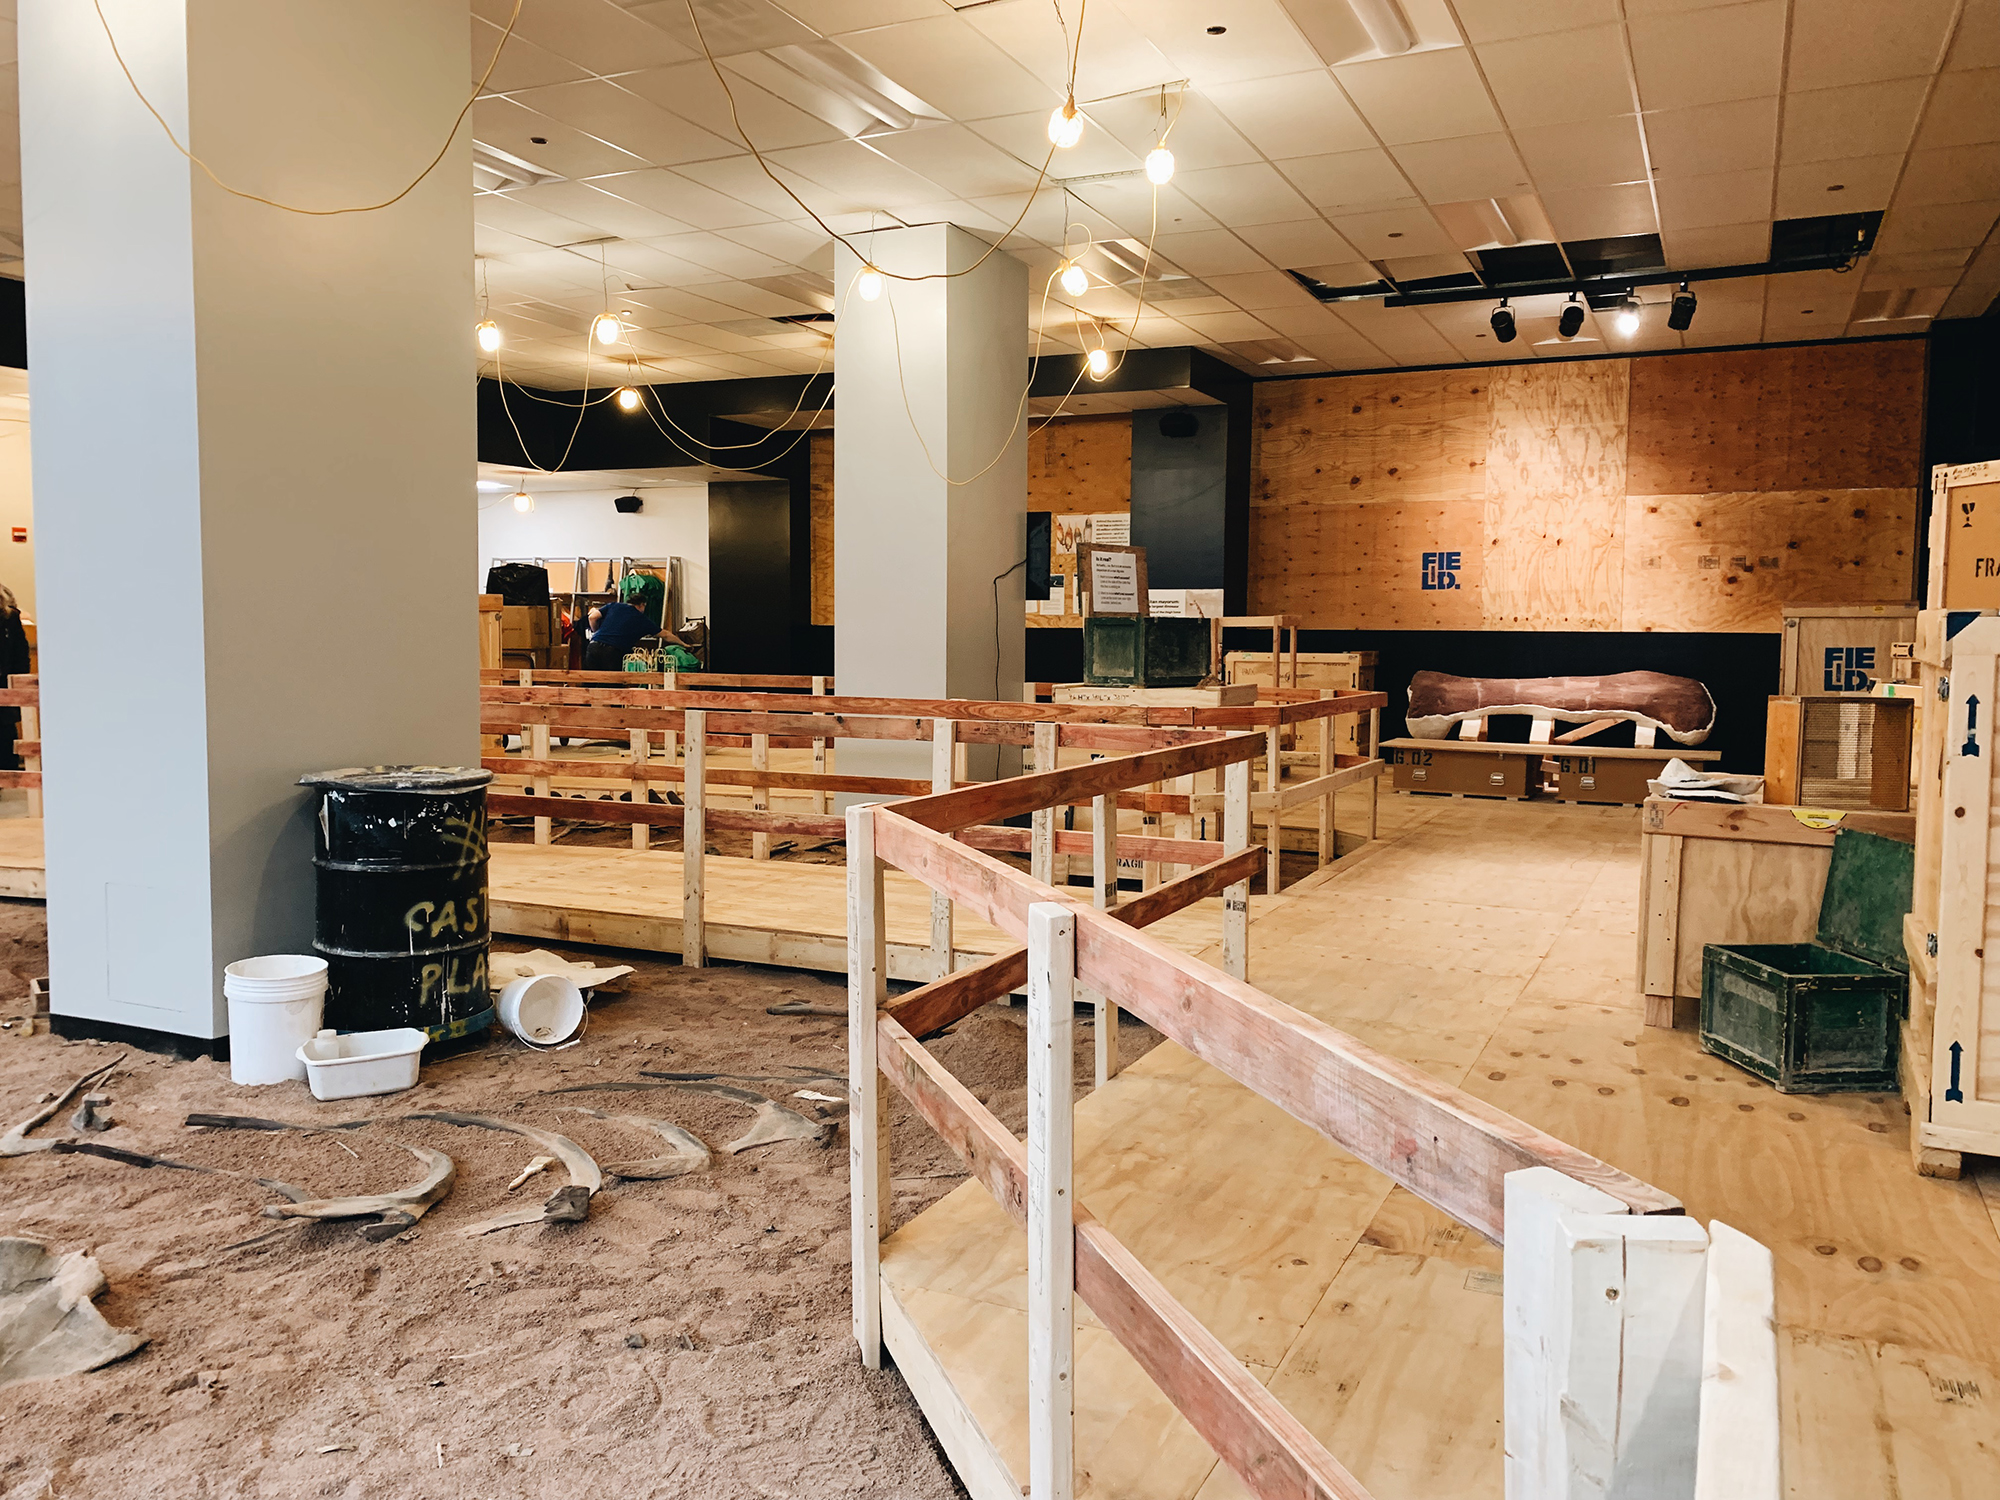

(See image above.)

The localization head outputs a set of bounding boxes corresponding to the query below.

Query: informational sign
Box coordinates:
[1082,544,1146,616]
[1421,550,1462,590]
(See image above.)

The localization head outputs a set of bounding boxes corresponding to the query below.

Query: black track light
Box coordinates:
[1557,295,1586,339]
[1668,282,1697,331]
[1490,300,1517,344]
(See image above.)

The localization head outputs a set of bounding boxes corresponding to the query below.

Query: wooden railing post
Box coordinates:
[1026,901,1076,1500]
[529,721,552,846]
[811,674,829,814]
[1092,791,1120,1085]
[751,731,771,860]
[847,802,890,1370]
[18,693,39,821]
[683,709,706,968]
[1031,723,1058,887]
[1317,693,1335,868]
[930,716,956,980]
[1368,705,1381,841]
[1263,724,1283,895]
[1222,757,1250,981]
[630,728,650,851]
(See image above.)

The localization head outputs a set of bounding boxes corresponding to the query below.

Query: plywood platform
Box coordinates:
[880,796,2000,1499]
[0,817,44,899]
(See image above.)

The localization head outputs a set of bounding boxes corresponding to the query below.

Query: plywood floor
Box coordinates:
[881,796,2000,1500]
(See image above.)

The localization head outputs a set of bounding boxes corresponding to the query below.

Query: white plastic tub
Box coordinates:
[296,1027,429,1101]
[224,955,328,1086]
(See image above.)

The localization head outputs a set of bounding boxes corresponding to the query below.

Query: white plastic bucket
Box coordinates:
[223,955,328,1086]
[497,974,586,1049]
[297,1028,428,1101]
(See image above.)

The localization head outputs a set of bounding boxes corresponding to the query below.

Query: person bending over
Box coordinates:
[584,598,653,670]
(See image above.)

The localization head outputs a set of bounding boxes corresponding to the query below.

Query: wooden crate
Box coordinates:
[1779,603,1917,695]
[1382,741,1535,798]
[1226,651,1375,753]
[1051,682,1256,708]
[1546,752,1673,805]
[1762,695,1914,810]
[1637,799,1915,1030]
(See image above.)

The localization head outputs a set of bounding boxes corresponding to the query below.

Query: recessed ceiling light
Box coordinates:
[529,136,546,145]
[1206,25,1227,34]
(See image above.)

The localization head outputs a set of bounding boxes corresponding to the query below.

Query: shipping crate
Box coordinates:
[1780,603,1918,695]
[1053,682,1256,708]
[1226,650,1375,753]
[1547,751,1682,805]
[500,603,552,651]
[1700,827,1912,1093]
[1762,695,1914,810]
[1081,616,1211,687]
[1382,740,1535,798]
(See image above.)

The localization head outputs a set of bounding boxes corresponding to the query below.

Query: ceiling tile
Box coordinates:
[835,14,1057,120]
[474,192,604,247]
[677,154,835,218]
[499,81,739,168]
[1873,200,2000,253]
[1062,177,1220,239]
[473,0,699,74]
[968,111,1143,178]
[958,0,1177,100]
[473,15,592,94]
[1145,229,1270,277]
[1451,0,1623,44]
[615,62,848,150]
[1391,134,1534,203]
[1231,219,1362,267]
[473,96,654,179]
[1946,2,2000,70]
[1332,50,1504,144]
[1774,154,1904,216]
[1654,168,1773,231]
[863,123,1048,198]
[1174,162,1321,228]
[1104,0,1325,88]
[1513,116,1649,191]
[1323,205,1458,258]
[1780,85,1927,179]
[1198,270,1322,310]
[506,179,698,239]
[1539,182,1661,239]
[589,167,779,230]
[1274,149,1419,213]
[1644,97,1779,176]
[1082,92,1263,171]
[1201,72,1377,160]
[1915,68,2000,149]
[762,139,954,211]
[1896,144,2000,207]
[1785,0,1958,91]
[1660,221,1771,268]
[1477,26,1640,129]
[1172,310,1281,343]
[1629,2,1786,111]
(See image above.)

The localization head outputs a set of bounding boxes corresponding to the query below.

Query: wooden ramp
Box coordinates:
[880,797,2000,1499]
[0,817,43,899]
[487,842,1281,980]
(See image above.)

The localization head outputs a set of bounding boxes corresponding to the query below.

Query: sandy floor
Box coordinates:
[0,895,1158,1499]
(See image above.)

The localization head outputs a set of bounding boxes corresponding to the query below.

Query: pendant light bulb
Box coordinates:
[1060,259,1089,297]
[615,385,641,412]
[592,311,623,346]
[857,266,883,301]
[1086,346,1111,378]
[475,318,501,353]
[1047,98,1084,148]
[1145,145,1175,185]
[1614,298,1642,337]
[510,490,534,513]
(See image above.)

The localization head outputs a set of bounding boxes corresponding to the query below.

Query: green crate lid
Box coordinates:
[1815,828,1914,973]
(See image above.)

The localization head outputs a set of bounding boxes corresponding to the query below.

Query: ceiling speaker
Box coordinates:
[614,494,643,514]
[1158,411,1199,439]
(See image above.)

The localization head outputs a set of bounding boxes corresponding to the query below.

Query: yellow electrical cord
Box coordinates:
[91,0,522,216]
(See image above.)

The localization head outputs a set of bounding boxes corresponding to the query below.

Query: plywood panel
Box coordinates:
[1623,488,1918,632]
[1627,341,1924,495]
[1248,497,1335,624]
[1028,414,1131,514]
[1255,371,1487,508]
[1481,362,1629,631]
[1339,499,1486,630]
[809,430,834,627]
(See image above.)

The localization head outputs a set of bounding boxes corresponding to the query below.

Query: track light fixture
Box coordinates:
[476,318,501,353]
[1060,258,1089,297]
[1614,297,1642,337]
[1557,295,1585,339]
[615,386,641,412]
[1490,300,1516,344]
[591,310,623,346]
[1668,282,1697,331]
[1047,96,1083,148]
[857,266,883,301]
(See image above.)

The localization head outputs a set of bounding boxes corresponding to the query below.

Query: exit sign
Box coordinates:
[9,527,23,544]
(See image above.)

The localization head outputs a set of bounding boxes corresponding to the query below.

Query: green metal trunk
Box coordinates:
[1081,617,1210,687]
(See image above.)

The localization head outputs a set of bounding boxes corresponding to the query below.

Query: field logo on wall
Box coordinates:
[1421,551,1462,591]
[1823,646,1876,692]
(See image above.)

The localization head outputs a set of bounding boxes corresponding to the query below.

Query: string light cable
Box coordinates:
[92,0,523,216]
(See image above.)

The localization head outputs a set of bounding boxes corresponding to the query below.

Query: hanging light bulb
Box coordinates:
[616,386,641,412]
[1145,145,1175,185]
[1047,97,1083,148]
[1086,346,1111,378]
[1615,297,1642,337]
[592,310,623,345]
[857,266,883,301]
[510,490,534,513]
[475,318,501,353]
[1059,259,1089,297]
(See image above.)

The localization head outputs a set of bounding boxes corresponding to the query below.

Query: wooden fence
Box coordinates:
[847,731,1782,1499]
[0,675,40,815]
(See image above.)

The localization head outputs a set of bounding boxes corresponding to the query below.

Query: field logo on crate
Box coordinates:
[1822,645,1876,691]
[1421,551,1462,590]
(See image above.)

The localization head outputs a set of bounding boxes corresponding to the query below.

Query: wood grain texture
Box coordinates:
[810,431,834,627]
[1030,414,1132,514]
[1621,489,1917,632]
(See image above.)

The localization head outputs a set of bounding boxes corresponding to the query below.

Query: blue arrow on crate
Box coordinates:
[1947,1040,1964,1103]
[1965,695,1982,758]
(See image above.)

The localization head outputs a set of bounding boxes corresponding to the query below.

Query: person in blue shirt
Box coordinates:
[583,599,654,669]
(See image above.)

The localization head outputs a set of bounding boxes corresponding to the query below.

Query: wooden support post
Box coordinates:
[1092,790,1119,1086]
[846,802,889,1370]
[1175,772,1196,878]
[682,710,706,968]
[1026,902,1076,1500]
[930,717,955,980]
[529,721,552,845]
[1317,692,1334,867]
[811,675,829,815]
[629,728,649,851]
[18,699,39,820]
[1264,724,1283,895]
[1222,758,1250,981]
[1031,723,1058,888]
[1694,1224,1780,1500]
[1368,706,1381,841]
[1287,623,1298,689]
[1633,723,1658,749]
[751,732,771,860]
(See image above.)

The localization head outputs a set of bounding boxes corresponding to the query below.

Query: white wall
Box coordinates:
[0,374,30,617]
[477,485,709,618]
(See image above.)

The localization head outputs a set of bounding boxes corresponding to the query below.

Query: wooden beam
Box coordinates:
[896,733,1264,833]
[479,757,932,797]
[1552,717,1620,745]
[848,804,888,1370]
[1027,902,1076,1500]
[868,809,1682,1238]
[874,1014,1373,1500]
[955,826,1227,865]
[683,711,706,968]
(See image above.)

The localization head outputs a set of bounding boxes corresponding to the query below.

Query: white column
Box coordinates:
[20,0,473,1042]
[833,224,1026,786]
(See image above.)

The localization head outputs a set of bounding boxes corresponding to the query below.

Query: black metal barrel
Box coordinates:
[297,766,495,1041]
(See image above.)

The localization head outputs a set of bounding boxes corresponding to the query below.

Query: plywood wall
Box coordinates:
[809,431,834,627]
[1250,339,1923,633]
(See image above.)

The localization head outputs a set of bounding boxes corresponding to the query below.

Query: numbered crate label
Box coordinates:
[1420,551,1462,591]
